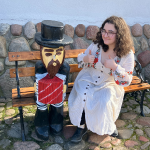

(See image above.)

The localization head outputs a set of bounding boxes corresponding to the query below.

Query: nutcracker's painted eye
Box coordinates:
[45,53,52,56]
[56,52,61,55]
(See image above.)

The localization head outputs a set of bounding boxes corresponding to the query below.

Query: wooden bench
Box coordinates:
[8,49,150,141]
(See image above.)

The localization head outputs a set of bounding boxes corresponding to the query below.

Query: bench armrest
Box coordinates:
[134,60,145,83]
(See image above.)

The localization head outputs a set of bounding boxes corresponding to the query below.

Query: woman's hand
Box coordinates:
[83,50,95,63]
[104,56,118,71]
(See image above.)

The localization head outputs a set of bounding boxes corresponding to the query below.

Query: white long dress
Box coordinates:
[68,43,134,135]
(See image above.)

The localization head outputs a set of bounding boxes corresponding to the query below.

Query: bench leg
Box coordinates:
[18,106,26,141]
[140,90,146,117]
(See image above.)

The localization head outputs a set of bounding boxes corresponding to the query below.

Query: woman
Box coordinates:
[68,16,134,142]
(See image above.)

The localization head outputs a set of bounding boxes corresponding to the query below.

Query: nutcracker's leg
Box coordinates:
[34,101,49,141]
[49,104,63,135]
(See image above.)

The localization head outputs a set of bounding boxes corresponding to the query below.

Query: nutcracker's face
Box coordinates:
[40,46,65,78]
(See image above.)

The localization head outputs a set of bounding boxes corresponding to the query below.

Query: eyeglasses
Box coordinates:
[101,29,117,37]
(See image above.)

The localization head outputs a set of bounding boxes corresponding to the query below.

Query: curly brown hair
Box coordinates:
[93,16,133,57]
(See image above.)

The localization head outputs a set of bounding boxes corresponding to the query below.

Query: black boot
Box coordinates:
[49,105,63,135]
[70,127,87,143]
[111,129,118,137]
[70,110,88,143]
[34,108,49,141]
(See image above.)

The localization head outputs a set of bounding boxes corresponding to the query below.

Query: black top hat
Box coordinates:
[35,20,73,48]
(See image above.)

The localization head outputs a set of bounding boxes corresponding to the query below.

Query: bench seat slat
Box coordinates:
[12,80,150,107]
[12,87,35,94]
[8,49,86,61]
[12,95,70,107]
[12,83,74,94]
[130,78,141,85]
[124,83,150,93]
[12,92,34,99]
[12,97,36,107]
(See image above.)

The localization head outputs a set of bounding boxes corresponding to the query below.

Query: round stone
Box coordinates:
[134,124,143,128]
[5,109,15,116]
[0,103,5,106]
[124,140,138,148]
[140,38,148,51]
[111,139,121,146]
[11,24,22,36]
[9,37,31,52]
[143,24,150,39]
[0,107,4,112]
[131,24,143,37]
[0,36,7,58]
[0,98,6,103]
[118,129,133,139]
[132,135,136,140]
[127,124,132,128]
[101,143,112,148]
[45,144,63,150]
[129,100,138,105]
[135,129,143,136]
[75,24,85,37]
[24,113,34,117]
[0,23,10,36]
[23,108,28,112]
[24,21,36,39]
[138,50,150,68]
[7,122,28,138]
[145,128,150,137]
[72,37,89,49]
[134,106,150,114]
[31,42,40,50]
[0,139,11,149]
[13,141,40,150]
[140,142,150,149]
[120,112,137,120]
[36,22,41,32]
[120,108,128,113]
[86,25,99,40]
[115,120,126,128]
[6,102,12,109]
[4,116,13,124]
[88,134,111,145]
[137,117,150,127]
[64,24,74,38]
[139,136,149,142]
[64,140,85,150]
[54,136,64,144]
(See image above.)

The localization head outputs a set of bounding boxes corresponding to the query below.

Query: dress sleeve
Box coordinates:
[77,43,94,68]
[113,51,134,87]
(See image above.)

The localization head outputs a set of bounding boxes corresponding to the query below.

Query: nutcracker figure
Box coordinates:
[34,20,73,140]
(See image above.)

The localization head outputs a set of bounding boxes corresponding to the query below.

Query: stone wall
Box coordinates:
[0,22,150,98]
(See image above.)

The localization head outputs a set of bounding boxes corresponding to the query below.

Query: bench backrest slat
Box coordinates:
[9,49,86,78]
[8,49,86,61]
[9,64,82,78]
[9,48,135,78]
